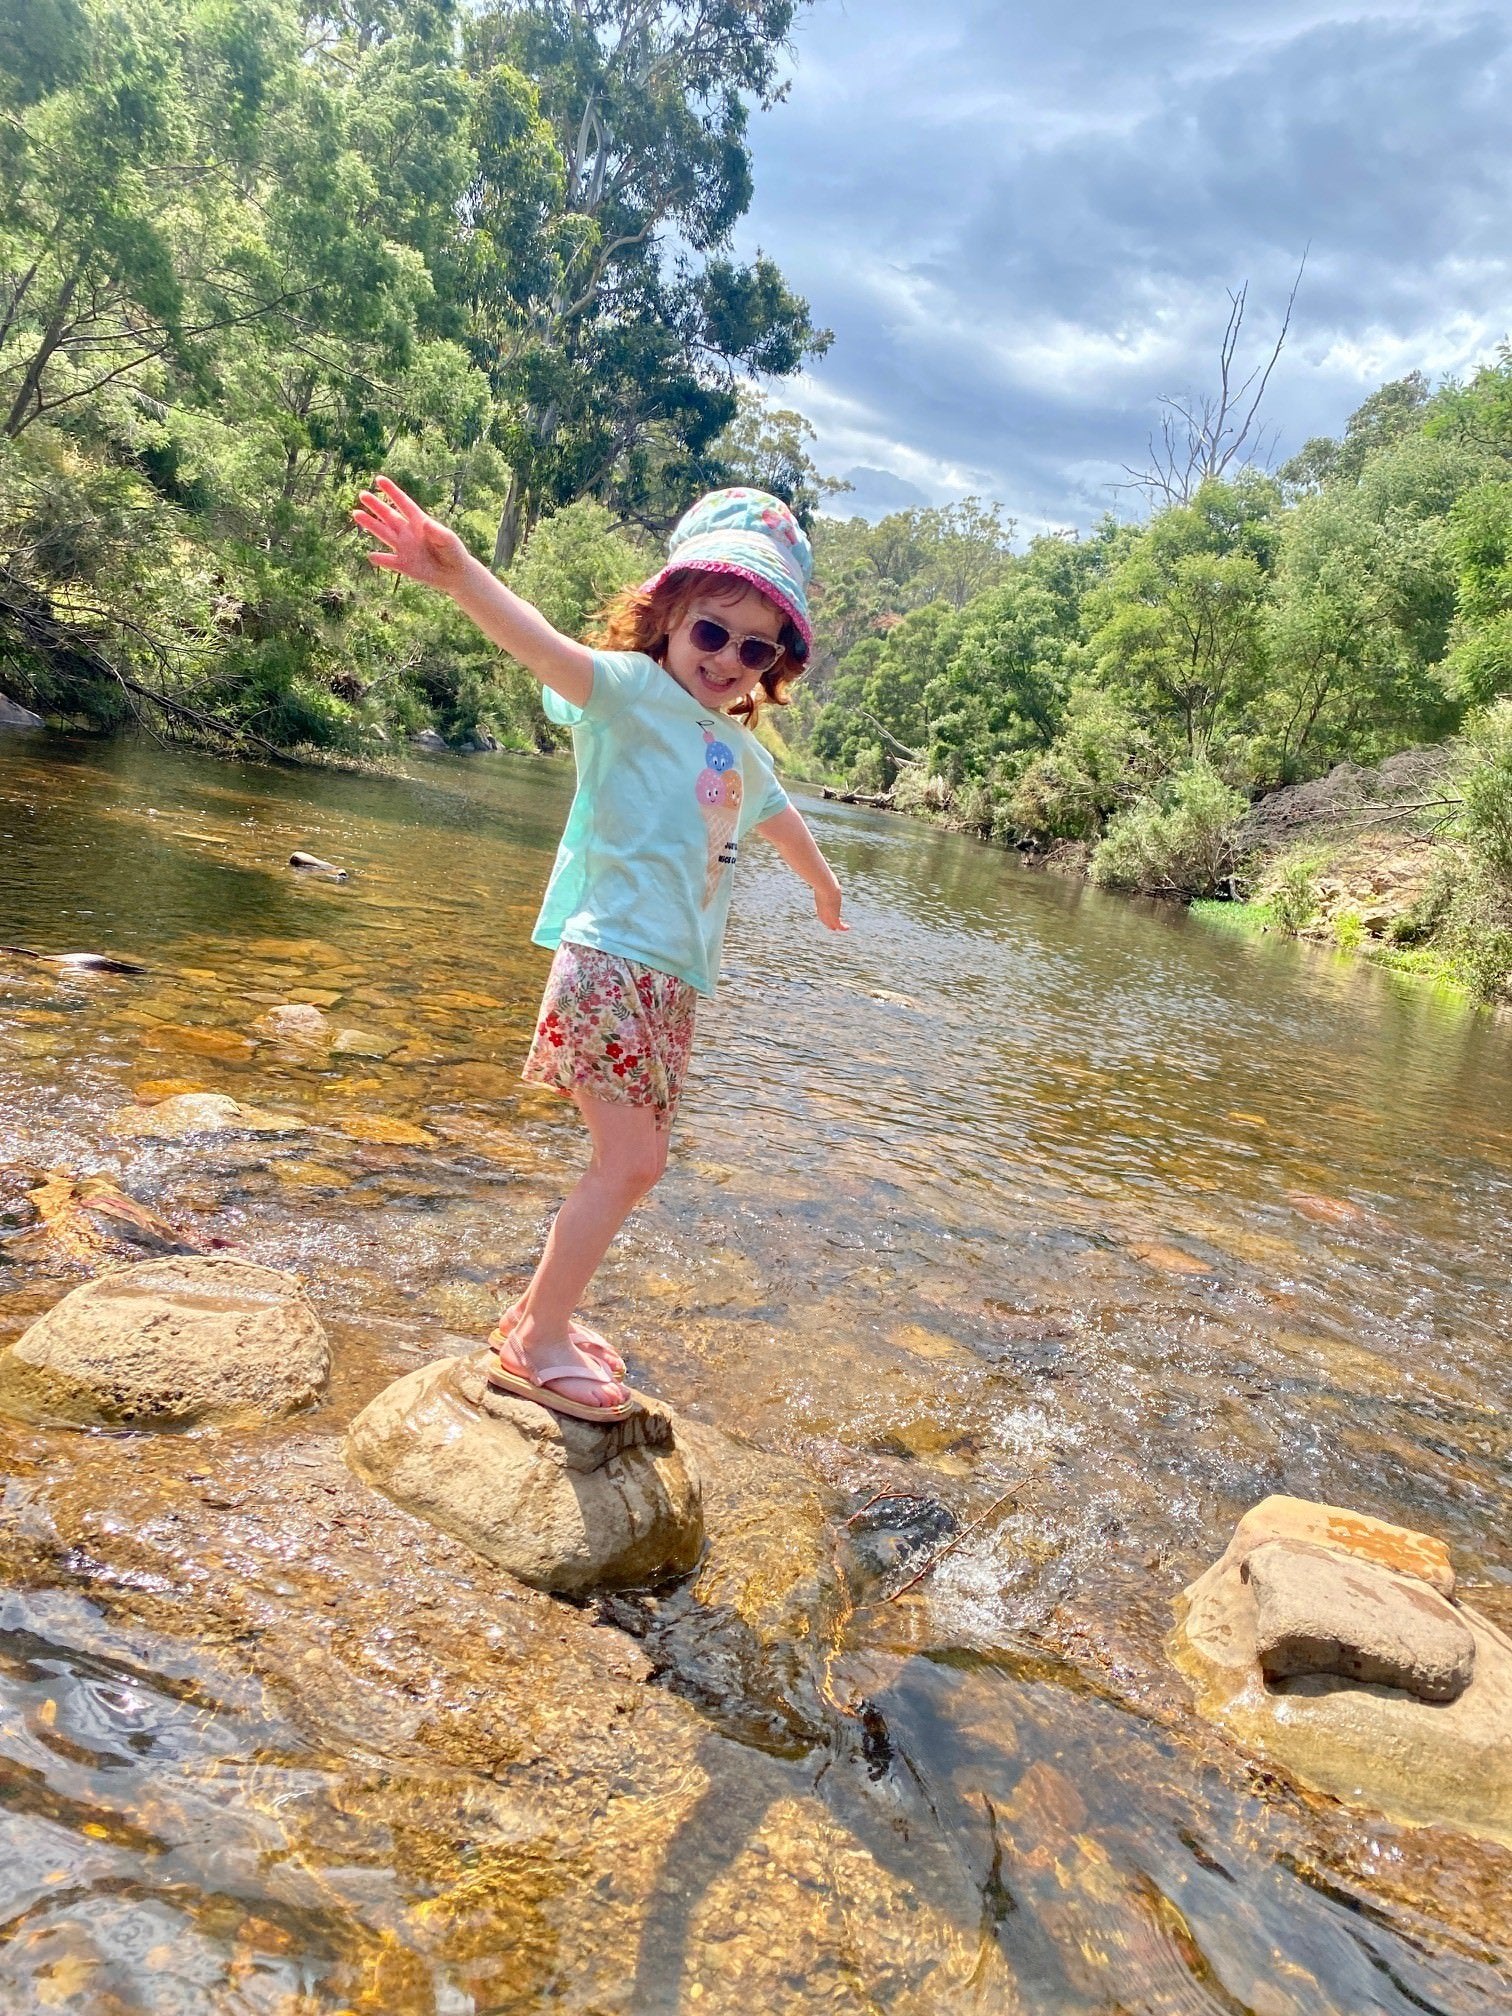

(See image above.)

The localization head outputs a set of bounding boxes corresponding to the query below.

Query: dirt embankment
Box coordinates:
[1237,746,1457,941]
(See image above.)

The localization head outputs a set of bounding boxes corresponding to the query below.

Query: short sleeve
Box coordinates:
[542,650,654,728]
[755,772,790,825]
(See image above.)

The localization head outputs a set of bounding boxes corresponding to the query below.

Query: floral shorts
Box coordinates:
[522,942,698,1127]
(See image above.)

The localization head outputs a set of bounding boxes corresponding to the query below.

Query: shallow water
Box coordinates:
[1,733,1510,2013]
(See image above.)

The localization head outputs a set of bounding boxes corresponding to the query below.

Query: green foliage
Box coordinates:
[790,354,1512,913]
[509,499,651,639]
[1267,853,1321,935]
[0,0,822,750]
[1089,762,1248,899]
[1455,699,1512,881]
[1005,684,1156,842]
[1087,479,1277,761]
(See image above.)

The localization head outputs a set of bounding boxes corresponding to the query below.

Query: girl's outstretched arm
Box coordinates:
[755,804,848,932]
[352,476,593,709]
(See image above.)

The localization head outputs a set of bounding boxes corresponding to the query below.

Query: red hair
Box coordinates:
[587,569,804,727]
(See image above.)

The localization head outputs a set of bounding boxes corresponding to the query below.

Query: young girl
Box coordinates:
[353,478,847,1423]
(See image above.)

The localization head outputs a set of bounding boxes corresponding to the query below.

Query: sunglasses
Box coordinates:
[687,615,786,674]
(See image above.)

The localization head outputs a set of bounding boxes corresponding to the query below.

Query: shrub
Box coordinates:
[1456,699,1512,882]
[1090,762,1248,898]
[1005,685,1158,842]
[1267,853,1321,934]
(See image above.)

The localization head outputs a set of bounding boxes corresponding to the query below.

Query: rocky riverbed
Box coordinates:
[3,734,1511,2012]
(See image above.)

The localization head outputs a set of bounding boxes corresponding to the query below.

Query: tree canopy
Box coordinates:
[0,0,825,748]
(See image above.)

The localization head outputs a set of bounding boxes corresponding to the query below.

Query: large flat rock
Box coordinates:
[1172,1495,1512,1843]
[345,1353,705,1595]
[0,1256,330,1428]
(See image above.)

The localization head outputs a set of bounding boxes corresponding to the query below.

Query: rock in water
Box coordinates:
[0,1256,330,1428]
[0,694,43,729]
[345,1353,704,1595]
[252,1003,332,1046]
[1245,1538,1475,1702]
[1172,1494,1512,1843]
[109,1092,308,1140]
[7,1171,210,1271]
[288,851,348,880]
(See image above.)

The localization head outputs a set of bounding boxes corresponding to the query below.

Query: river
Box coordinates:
[1,733,1509,2013]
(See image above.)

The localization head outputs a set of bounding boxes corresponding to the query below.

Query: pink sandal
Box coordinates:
[486,1351,640,1425]
[489,1314,626,1378]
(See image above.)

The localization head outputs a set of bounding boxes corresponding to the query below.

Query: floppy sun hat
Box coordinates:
[642,487,814,658]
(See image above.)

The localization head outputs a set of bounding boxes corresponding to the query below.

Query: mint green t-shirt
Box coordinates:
[532,651,790,995]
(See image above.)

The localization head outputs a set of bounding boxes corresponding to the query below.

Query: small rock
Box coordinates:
[345,1353,704,1595]
[0,693,43,729]
[409,729,448,752]
[252,1003,332,1044]
[109,1092,309,1140]
[288,851,348,881]
[0,1256,330,1427]
[331,1028,401,1059]
[1245,1539,1475,1703]
[1209,1492,1454,1595]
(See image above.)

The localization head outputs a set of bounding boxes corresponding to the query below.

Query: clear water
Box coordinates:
[1,733,1509,2013]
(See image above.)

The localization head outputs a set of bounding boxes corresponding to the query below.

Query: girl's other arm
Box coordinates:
[755,804,848,932]
[352,476,594,710]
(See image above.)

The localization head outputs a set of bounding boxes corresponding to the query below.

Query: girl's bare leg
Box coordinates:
[504,1091,669,1407]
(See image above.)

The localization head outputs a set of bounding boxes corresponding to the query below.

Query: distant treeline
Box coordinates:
[788,363,1512,1000]
[794,363,1511,836]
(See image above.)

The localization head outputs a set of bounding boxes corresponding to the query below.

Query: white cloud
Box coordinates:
[739,0,1512,526]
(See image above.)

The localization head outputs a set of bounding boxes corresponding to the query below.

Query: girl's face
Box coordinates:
[663,581,785,712]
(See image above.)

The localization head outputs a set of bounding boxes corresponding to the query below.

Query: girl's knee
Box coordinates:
[599,1136,665,1202]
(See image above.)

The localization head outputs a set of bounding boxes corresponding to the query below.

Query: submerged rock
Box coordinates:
[252,1002,332,1046]
[0,1256,330,1427]
[1172,1494,1512,1843]
[345,1352,704,1595]
[330,1027,401,1059]
[110,1092,308,1140]
[6,1171,211,1272]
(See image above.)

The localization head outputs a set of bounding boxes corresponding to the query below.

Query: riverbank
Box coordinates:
[812,739,1512,1011]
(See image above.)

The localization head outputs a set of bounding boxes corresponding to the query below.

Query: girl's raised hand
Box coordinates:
[352,476,468,592]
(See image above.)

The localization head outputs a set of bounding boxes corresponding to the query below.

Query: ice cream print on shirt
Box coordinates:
[695,725,744,905]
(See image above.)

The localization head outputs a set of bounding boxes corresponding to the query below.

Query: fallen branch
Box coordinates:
[884,1478,1026,1602]
[821,787,895,809]
[845,1489,936,1528]
[0,577,300,765]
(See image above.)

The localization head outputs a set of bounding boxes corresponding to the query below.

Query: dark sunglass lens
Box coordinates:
[689,618,730,653]
[737,638,781,672]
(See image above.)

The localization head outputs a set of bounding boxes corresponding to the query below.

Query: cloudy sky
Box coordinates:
[735,0,1512,532]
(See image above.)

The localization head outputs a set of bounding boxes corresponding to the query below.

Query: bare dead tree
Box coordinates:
[1119,253,1307,509]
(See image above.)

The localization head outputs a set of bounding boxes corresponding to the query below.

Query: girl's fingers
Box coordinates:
[374,474,422,523]
[356,490,406,534]
[351,510,396,544]
[366,552,403,571]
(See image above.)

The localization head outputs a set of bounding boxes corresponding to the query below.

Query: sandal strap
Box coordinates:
[528,1360,618,1388]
